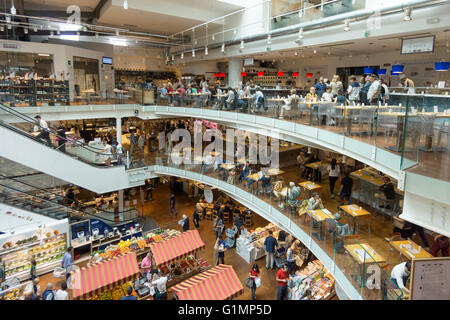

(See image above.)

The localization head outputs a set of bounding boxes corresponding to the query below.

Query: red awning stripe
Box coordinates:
[72,252,140,299]
[170,265,243,300]
[149,230,206,266]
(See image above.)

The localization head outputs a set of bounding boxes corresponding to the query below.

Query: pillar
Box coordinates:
[228,57,243,88]
[116,117,122,147]
[118,189,124,221]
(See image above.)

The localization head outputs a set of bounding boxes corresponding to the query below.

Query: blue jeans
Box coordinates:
[339,191,351,204]
[251,282,257,300]
[277,285,287,300]
[266,252,275,269]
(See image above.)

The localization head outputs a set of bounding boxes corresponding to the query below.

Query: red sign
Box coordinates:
[214,73,220,78]
[220,73,226,77]
[277,71,284,77]
[306,73,313,78]
[258,71,264,77]
[241,72,247,77]
[292,72,299,77]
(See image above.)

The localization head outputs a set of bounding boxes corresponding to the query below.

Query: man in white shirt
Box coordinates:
[367,74,381,105]
[390,261,411,294]
[55,282,69,300]
[152,270,169,300]
[253,87,265,111]
[321,86,334,102]
[102,140,113,154]
[34,115,52,146]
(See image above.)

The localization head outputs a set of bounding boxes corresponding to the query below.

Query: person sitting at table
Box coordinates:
[279,89,300,119]
[334,89,348,105]
[286,182,302,215]
[307,193,324,211]
[239,161,252,183]
[390,261,411,295]
[271,179,284,204]
[305,87,318,102]
[259,174,272,194]
[225,87,235,110]
[430,233,449,257]
[253,86,265,111]
[321,86,334,102]
[95,195,106,209]
[374,176,396,209]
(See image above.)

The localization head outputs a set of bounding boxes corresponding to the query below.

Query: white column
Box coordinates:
[118,189,124,220]
[228,57,243,88]
[116,117,122,147]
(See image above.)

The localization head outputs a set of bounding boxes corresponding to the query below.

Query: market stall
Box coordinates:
[71,251,140,300]
[169,264,243,300]
[289,260,335,300]
[236,223,280,263]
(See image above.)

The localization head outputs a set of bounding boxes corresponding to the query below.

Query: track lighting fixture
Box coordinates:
[344,19,350,32]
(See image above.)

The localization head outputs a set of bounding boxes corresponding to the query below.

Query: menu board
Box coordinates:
[410,257,450,300]
[401,36,435,54]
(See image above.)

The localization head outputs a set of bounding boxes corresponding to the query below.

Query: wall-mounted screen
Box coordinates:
[244,57,254,66]
[401,36,435,54]
[102,56,113,65]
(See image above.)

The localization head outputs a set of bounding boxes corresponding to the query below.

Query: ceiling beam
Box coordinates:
[21,10,95,20]
[94,0,109,20]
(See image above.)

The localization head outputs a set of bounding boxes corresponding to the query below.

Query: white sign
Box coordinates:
[401,36,435,54]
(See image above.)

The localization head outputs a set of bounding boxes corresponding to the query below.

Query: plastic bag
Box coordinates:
[254,277,261,288]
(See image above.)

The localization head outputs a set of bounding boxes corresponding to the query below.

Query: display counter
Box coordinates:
[289,260,335,300]
[236,223,280,263]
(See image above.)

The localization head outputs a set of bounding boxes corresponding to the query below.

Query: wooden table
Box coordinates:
[308,208,333,240]
[350,169,404,196]
[344,243,386,287]
[388,240,433,263]
[305,161,323,182]
[339,204,372,236]
[220,163,235,170]
[267,98,285,117]
[299,181,322,198]
[263,168,285,176]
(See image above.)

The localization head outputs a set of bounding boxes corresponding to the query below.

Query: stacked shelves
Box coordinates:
[0,79,70,107]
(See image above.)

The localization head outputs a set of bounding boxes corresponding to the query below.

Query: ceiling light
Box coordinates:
[38,53,50,57]
[205,47,208,55]
[10,1,16,15]
[404,7,412,21]
[267,34,272,45]
[123,0,129,10]
[344,19,350,32]
[298,28,304,39]
[240,40,244,49]
[192,49,195,57]
[7,24,11,30]
[221,43,225,53]
[181,52,184,59]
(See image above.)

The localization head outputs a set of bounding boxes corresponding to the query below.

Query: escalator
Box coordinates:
[0,104,146,193]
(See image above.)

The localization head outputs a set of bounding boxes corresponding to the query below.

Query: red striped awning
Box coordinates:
[148,230,205,267]
[71,252,140,300]
[169,264,243,300]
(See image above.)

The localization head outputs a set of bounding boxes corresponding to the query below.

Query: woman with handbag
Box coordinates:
[248,264,260,300]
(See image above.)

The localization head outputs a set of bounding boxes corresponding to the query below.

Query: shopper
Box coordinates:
[249,263,260,300]
[41,282,55,300]
[327,158,340,199]
[264,230,278,270]
[144,179,153,201]
[279,89,300,119]
[62,247,73,280]
[276,264,289,300]
[347,75,361,106]
[431,234,449,257]
[398,73,415,94]
[181,214,190,232]
[360,75,371,105]
[286,243,298,275]
[367,74,381,105]
[380,78,390,105]
[34,115,52,147]
[56,121,67,152]
[138,132,146,154]
[321,86,334,102]
[216,235,226,265]
[338,171,353,205]
[374,176,396,208]
[141,251,156,277]
[193,209,200,228]
[30,259,37,280]
[121,286,138,300]
[55,282,69,300]
[390,261,411,295]
[152,270,169,300]
[169,193,178,216]
[314,77,327,98]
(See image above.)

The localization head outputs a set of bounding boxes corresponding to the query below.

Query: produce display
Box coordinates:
[88,281,136,300]
[1,234,67,278]
[289,260,335,300]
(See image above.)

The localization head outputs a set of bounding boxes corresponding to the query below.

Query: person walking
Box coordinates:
[62,247,73,280]
[34,115,52,147]
[215,235,226,265]
[213,215,224,238]
[169,193,178,216]
[276,264,289,300]
[264,230,278,270]
[327,158,340,199]
[144,179,153,201]
[193,209,200,228]
[41,283,55,300]
[181,214,190,232]
[286,243,297,275]
[56,121,66,152]
[249,263,260,300]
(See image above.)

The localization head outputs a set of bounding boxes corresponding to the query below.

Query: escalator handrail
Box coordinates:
[0,180,138,224]
[0,103,125,165]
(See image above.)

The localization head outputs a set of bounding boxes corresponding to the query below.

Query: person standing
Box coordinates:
[62,247,73,280]
[30,259,37,280]
[216,235,226,265]
[249,263,260,300]
[34,115,52,147]
[141,251,156,277]
[314,77,327,98]
[55,282,69,300]
[380,78,390,105]
[367,74,381,105]
[330,75,343,96]
[347,75,361,106]
[138,132,146,156]
[56,121,66,152]
[338,172,353,205]
[286,243,297,275]
[327,158,340,199]
[264,230,278,270]
[129,131,136,157]
[120,286,138,300]
[144,179,153,201]
[213,215,224,238]
[276,264,289,300]
[41,283,55,300]
[181,214,190,232]
[398,73,415,94]
[193,209,200,228]
[169,193,178,216]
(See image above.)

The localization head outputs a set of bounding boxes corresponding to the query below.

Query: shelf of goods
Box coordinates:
[288,260,335,300]
[72,251,141,300]
[90,228,181,262]
[161,255,212,289]
[236,223,280,263]
[0,279,33,300]
[0,232,67,281]
[0,79,69,107]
